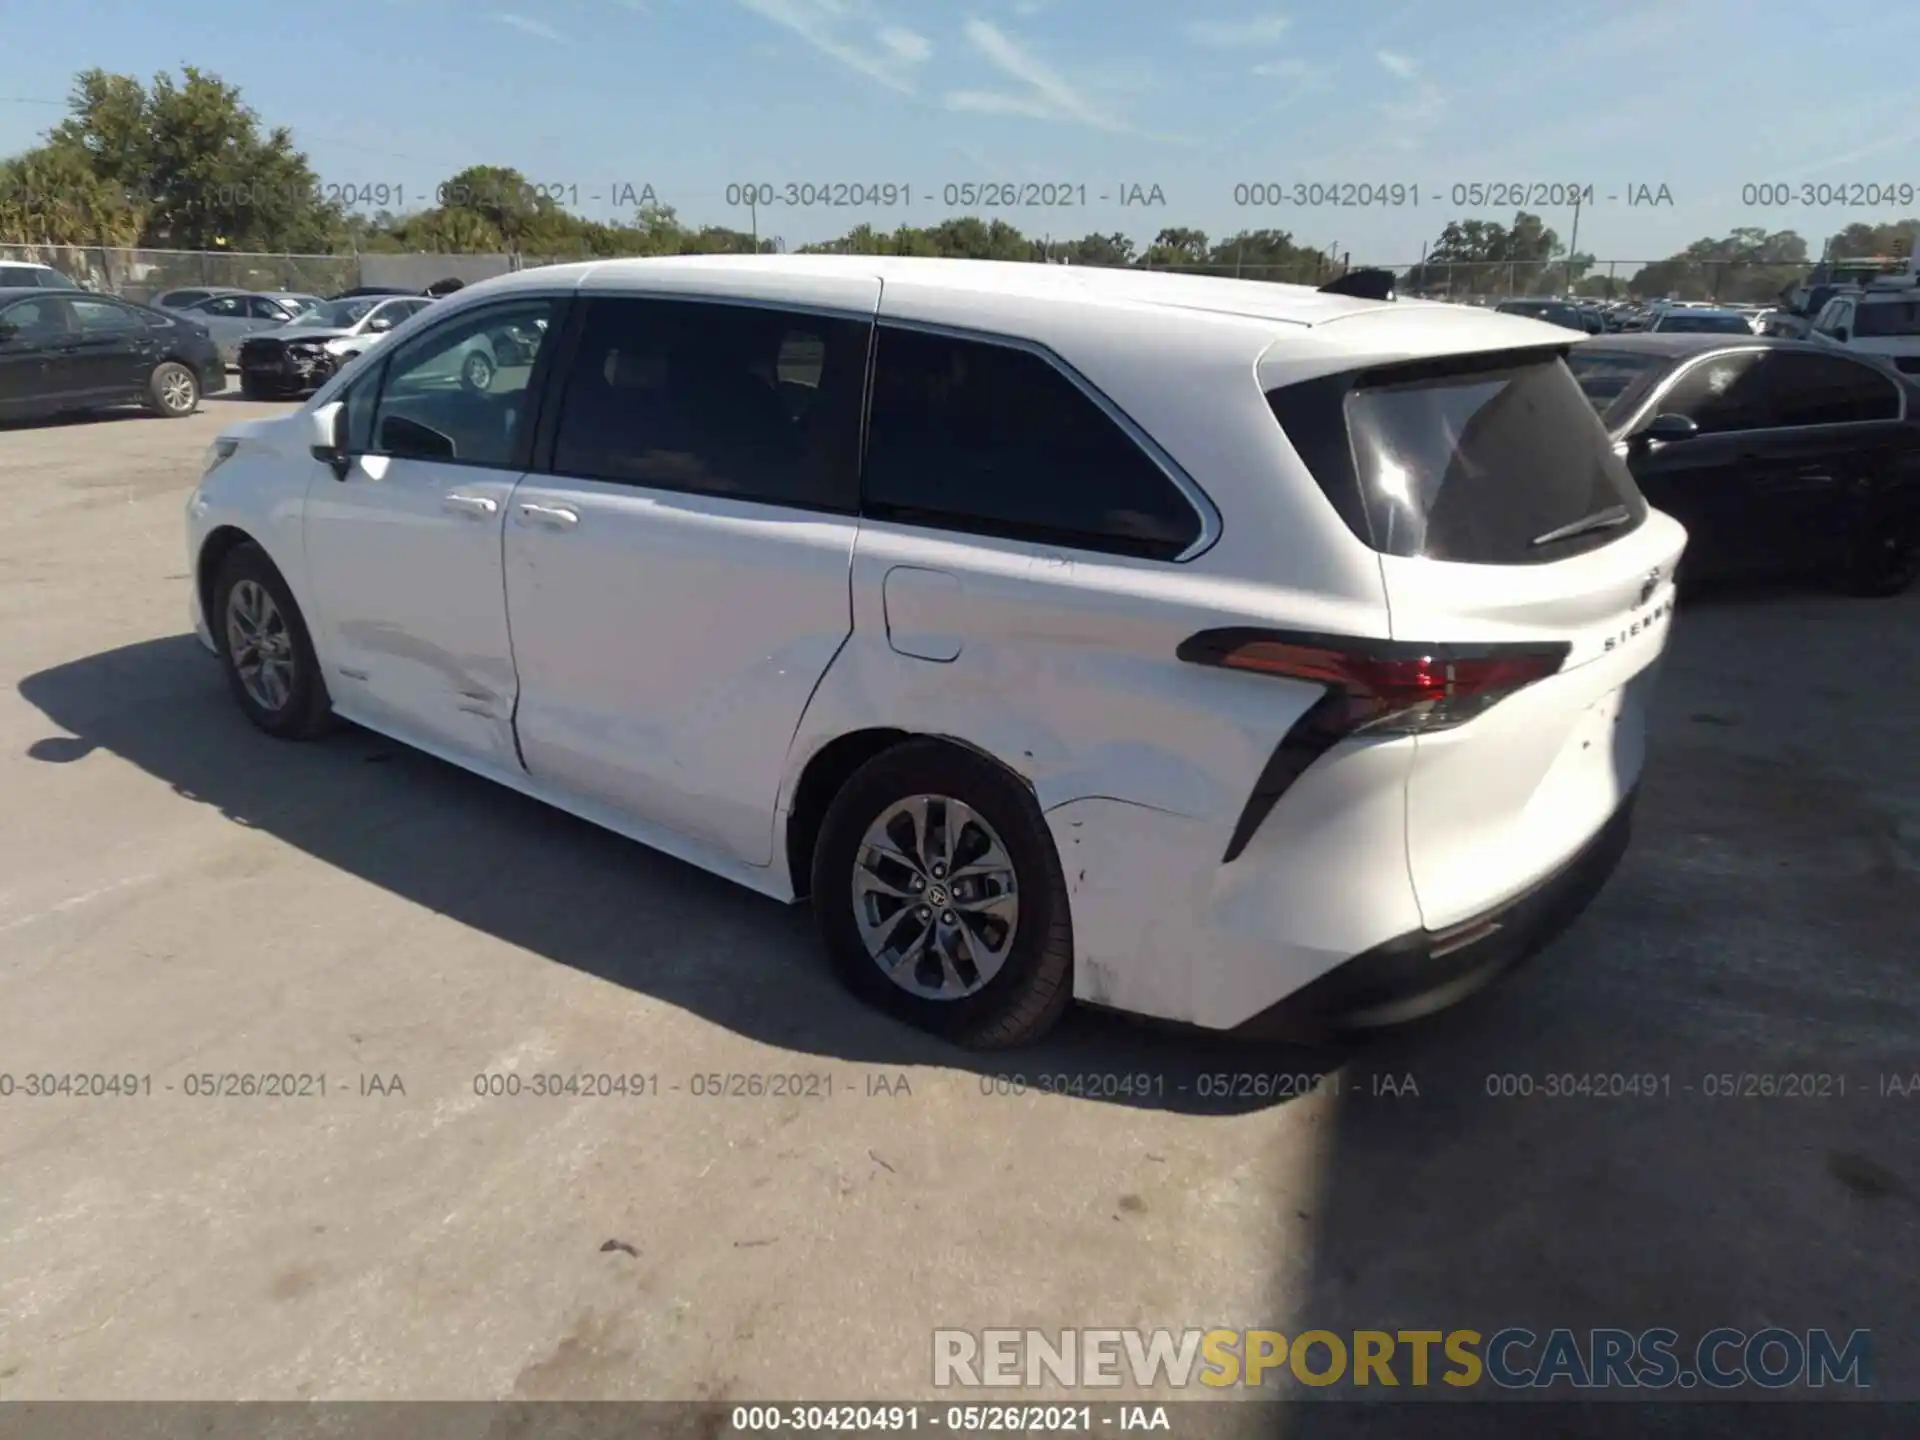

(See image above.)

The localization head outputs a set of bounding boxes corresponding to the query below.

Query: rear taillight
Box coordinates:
[1182,632,1567,735]
[1179,629,1570,863]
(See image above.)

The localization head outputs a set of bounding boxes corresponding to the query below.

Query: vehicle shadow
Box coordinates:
[0,407,157,431]
[18,635,1354,1116]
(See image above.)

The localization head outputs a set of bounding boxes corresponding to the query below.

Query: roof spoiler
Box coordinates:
[1318,268,1397,301]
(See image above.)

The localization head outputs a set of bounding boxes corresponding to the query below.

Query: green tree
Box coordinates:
[1140,226,1210,268]
[1822,219,1919,262]
[1403,212,1564,296]
[49,66,344,250]
[1058,231,1136,267]
[0,142,146,246]
[1204,229,1325,282]
[1626,227,1809,302]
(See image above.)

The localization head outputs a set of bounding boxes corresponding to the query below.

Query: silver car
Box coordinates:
[177,291,325,364]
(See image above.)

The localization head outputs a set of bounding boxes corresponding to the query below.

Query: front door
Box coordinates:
[301,295,564,770]
[502,287,877,868]
[1752,349,1909,572]
[1627,348,1776,579]
[0,295,78,414]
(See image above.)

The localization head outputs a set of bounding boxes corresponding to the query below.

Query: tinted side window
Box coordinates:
[369,299,559,468]
[0,297,73,341]
[201,296,247,318]
[548,296,868,512]
[862,326,1202,559]
[1770,352,1899,425]
[1656,352,1774,433]
[71,298,142,334]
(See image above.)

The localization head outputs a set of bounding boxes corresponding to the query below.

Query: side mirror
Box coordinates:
[1637,412,1699,445]
[308,401,350,478]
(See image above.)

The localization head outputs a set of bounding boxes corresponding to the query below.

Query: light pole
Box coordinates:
[1565,190,1582,295]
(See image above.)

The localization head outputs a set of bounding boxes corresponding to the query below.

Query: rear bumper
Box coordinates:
[1232,785,1637,1037]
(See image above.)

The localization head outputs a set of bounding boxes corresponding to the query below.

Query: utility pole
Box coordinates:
[1566,189,1582,296]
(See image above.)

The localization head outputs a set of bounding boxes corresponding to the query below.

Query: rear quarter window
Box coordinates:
[863,326,1204,560]
[1268,350,1648,565]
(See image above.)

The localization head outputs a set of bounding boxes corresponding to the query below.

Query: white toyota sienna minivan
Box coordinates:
[186,255,1687,1047]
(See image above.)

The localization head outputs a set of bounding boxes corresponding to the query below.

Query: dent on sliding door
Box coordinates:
[504,287,878,867]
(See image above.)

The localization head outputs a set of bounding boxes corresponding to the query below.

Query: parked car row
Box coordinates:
[154,288,327,364]
[0,280,527,417]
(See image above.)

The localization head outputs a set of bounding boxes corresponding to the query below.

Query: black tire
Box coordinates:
[461,349,495,393]
[240,372,266,400]
[147,360,199,418]
[1830,501,1920,597]
[210,542,335,740]
[811,739,1073,1049]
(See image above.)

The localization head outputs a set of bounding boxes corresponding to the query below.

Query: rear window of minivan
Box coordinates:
[1267,349,1649,565]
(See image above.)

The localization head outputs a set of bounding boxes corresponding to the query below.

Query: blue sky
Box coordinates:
[6,0,1920,267]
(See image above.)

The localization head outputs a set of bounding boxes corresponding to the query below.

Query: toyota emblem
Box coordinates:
[1638,569,1661,607]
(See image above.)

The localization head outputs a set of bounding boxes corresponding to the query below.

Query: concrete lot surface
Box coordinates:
[0,399,1915,1419]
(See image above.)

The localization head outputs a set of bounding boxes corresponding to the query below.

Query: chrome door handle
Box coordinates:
[443,494,498,517]
[519,502,579,528]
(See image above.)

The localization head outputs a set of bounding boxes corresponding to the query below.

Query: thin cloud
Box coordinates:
[735,0,933,94]
[1376,49,1417,77]
[946,18,1130,132]
[1186,14,1291,46]
[1252,57,1310,77]
[493,12,569,41]
[879,25,933,63]
[1377,81,1446,146]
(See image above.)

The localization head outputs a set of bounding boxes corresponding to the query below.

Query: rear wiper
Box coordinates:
[1530,504,1631,547]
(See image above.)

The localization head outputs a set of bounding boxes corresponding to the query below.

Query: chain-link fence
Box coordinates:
[1,243,360,303]
[3,240,1833,307]
[1390,258,1823,304]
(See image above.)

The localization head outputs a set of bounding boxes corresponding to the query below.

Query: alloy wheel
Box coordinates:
[851,795,1020,1001]
[225,579,295,712]
[160,370,196,413]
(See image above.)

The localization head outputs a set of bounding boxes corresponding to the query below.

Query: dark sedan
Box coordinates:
[0,287,224,422]
[1567,333,1920,595]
